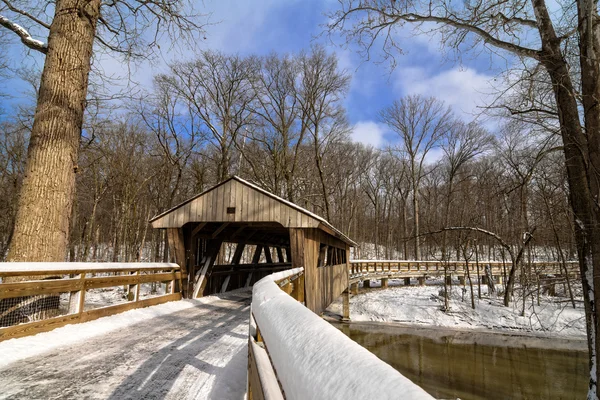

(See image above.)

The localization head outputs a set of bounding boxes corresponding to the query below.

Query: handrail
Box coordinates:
[0,262,182,341]
[248,268,433,400]
[0,262,180,277]
[348,260,579,278]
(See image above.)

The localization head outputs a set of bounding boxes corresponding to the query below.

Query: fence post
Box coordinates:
[342,289,350,321]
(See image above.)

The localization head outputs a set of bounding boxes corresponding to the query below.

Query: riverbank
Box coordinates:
[326,280,586,343]
[328,319,587,351]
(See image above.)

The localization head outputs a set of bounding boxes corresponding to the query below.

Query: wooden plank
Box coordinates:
[0,265,179,278]
[191,222,207,237]
[167,228,186,269]
[0,278,82,299]
[0,314,81,341]
[85,274,139,290]
[235,179,243,222]
[252,245,264,264]
[232,243,246,265]
[138,272,181,284]
[248,337,285,400]
[212,222,230,239]
[264,247,273,264]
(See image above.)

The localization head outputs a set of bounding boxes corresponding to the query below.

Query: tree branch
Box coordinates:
[0,0,51,29]
[0,13,47,54]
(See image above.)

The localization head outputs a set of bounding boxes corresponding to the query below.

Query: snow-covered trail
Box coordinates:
[0,290,251,400]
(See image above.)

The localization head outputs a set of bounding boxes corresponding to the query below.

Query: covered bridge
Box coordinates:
[150,176,356,314]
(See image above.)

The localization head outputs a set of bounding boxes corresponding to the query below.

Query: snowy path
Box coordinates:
[0,290,251,400]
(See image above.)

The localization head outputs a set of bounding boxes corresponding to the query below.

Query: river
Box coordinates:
[335,322,588,400]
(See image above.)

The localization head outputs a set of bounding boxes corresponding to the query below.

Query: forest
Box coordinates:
[0,46,572,265]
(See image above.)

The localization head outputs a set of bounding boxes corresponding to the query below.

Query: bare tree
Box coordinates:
[297,46,351,221]
[2,0,206,263]
[328,2,600,394]
[165,51,257,182]
[381,95,452,259]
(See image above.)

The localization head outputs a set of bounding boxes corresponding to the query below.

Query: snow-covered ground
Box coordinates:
[329,281,586,338]
[0,290,251,399]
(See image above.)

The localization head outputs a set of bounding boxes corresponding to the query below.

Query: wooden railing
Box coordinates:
[0,263,181,341]
[248,268,433,400]
[349,260,578,281]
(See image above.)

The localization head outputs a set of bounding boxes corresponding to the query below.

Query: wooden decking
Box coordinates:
[0,291,251,400]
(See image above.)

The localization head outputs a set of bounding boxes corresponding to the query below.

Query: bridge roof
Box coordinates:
[150,176,356,247]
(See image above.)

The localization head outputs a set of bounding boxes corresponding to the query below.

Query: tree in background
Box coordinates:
[0,0,205,262]
[328,1,600,395]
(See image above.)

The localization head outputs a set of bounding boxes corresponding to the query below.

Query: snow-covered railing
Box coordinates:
[0,262,182,341]
[349,260,578,278]
[248,268,433,400]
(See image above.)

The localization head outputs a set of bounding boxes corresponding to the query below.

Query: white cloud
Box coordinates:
[394,67,495,119]
[423,147,444,165]
[351,121,387,148]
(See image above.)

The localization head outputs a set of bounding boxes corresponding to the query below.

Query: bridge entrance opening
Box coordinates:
[149,176,356,314]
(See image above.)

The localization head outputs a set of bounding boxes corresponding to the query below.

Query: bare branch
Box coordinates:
[0,0,51,29]
[0,13,47,54]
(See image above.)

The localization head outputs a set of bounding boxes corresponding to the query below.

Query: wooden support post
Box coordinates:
[264,246,273,264]
[495,275,503,284]
[194,239,223,298]
[351,282,359,295]
[342,289,350,321]
[232,243,245,265]
[404,277,411,286]
[167,228,187,297]
[364,279,371,288]
[252,245,263,264]
[245,272,253,288]
[276,247,285,263]
[445,275,452,285]
[68,273,85,314]
[418,277,425,286]
[296,273,305,303]
[381,278,388,288]
[285,247,291,262]
[221,275,231,293]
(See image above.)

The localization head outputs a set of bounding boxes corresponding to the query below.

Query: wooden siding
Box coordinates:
[290,228,349,314]
[152,179,321,230]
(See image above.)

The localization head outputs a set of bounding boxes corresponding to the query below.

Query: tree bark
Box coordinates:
[6,0,100,263]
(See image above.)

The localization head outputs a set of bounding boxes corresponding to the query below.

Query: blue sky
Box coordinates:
[1,0,509,149]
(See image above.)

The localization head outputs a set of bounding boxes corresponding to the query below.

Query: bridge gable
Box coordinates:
[151,177,326,229]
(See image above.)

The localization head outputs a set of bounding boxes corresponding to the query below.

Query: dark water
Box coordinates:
[337,323,588,400]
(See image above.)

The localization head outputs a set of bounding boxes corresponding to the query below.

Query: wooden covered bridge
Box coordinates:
[150,176,356,315]
[0,176,434,399]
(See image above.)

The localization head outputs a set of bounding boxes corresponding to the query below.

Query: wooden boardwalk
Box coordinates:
[349,260,578,285]
[0,291,251,400]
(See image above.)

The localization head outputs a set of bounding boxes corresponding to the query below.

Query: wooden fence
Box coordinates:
[349,260,578,282]
[0,263,181,341]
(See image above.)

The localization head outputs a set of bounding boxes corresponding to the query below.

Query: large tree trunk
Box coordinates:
[6,0,100,263]
[534,0,599,395]
[577,1,600,397]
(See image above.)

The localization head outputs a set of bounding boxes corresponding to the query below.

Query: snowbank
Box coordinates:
[330,283,586,338]
[252,270,433,400]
